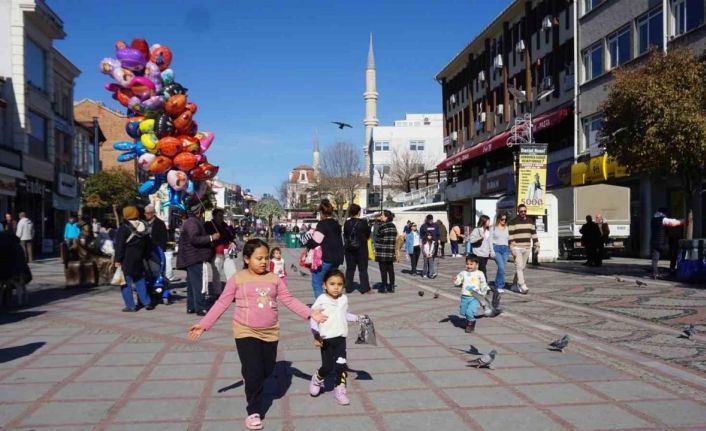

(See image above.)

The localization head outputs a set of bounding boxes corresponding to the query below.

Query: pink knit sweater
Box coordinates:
[199,271,312,331]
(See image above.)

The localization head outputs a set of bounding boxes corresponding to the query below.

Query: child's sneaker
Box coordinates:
[245,413,263,430]
[333,384,350,405]
[309,372,323,396]
[465,321,476,333]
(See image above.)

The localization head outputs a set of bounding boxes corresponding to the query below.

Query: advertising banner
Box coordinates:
[516,144,548,216]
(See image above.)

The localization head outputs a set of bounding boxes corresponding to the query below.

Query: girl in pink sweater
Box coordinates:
[189,239,326,430]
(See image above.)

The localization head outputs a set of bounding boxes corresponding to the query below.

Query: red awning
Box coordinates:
[436,107,571,171]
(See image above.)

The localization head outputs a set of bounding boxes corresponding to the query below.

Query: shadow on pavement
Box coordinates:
[0,310,45,324]
[439,314,467,329]
[0,342,45,363]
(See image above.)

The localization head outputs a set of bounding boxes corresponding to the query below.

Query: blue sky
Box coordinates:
[52,0,512,196]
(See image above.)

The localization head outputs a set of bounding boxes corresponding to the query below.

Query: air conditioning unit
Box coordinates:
[450,94,456,104]
[515,40,526,54]
[493,54,504,69]
[495,104,504,116]
[542,76,553,90]
[479,112,486,122]
[542,15,554,30]
[451,131,458,141]
[478,71,486,82]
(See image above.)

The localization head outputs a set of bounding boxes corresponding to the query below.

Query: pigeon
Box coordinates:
[635,280,648,287]
[679,324,695,339]
[468,350,497,368]
[549,334,570,352]
[615,275,626,282]
[418,290,425,297]
[290,264,298,272]
[433,289,440,299]
[299,270,309,277]
[332,121,352,129]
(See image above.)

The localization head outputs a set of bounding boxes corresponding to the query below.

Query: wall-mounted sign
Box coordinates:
[57,173,77,197]
[481,172,509,194]
[516,144,548,216]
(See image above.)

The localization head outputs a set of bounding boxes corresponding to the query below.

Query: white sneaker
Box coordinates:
[497,288,505,294]
[518,284,529,294]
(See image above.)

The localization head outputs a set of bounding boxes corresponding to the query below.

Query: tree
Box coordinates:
[253,196,284,241]
[601,49,706,238]
[318,141,367,222]
[82,168,140,223]
[387,148,427,191]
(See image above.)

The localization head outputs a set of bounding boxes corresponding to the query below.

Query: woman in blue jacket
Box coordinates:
[404,223,421,276]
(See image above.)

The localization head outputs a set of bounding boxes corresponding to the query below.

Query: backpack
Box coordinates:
[345,219,361,251]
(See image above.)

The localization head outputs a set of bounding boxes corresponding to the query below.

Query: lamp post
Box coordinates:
[376,166,385,213]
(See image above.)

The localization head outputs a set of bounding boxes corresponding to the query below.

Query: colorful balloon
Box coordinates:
[173,152,198,171]
[167,169,189,191]
[116,47,146,72]
[138,153,156,171]
[191,162,219,181]
[157,136,181,157]
[163,82,187,99]
[164,94,187,116]
[125,116,144,139]
[155,113,175,138]
[149,156,173,174]
[173,110,193,134]
[195,131,214,153]
[150,44,173,71]
[130,38,150,62]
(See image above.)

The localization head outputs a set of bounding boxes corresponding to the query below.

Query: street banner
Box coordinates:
[517,144,548,216]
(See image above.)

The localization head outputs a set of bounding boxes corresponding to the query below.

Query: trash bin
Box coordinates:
[676,239,706,283]
[285,232,300,249]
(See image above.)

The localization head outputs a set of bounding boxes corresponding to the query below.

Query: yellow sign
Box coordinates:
[587,154,608,182]
[572,153,629,186]
[517,144,548,216]
[571,162,587,186]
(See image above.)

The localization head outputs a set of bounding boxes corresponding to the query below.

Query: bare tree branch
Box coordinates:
[319,141,367,221]
[387,148,427,191]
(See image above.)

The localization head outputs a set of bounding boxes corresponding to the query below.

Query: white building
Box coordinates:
[369,113,444,187]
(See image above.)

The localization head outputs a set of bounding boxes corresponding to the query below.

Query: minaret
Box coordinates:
[312,129,320,181]
[363,33,379,183]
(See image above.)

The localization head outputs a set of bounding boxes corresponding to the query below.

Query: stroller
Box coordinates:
[144,244,170,305]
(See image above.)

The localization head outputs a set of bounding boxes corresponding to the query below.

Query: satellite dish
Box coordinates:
[508,85,527,103]
[536,86,555,101]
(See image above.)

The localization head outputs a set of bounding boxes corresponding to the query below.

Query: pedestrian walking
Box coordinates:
[455,255,491,333]
[490,213,510,293]
[404,223,421,275]
[206,208,236,296]
[374,210,398,292]
[15,212,34,262]
[436,219,448,258]
[188,239,326,431]
[308,269,362,405]
[177,201,219,316]
[468,215,491,279]
[91,218,101,236]
[421,232,436,278]
[650,208,685,279]
[0,231,31,307]
[343,204,372,294]
[306,199,344,299]
[419,215,439,273]
[508,204,539,294]
[580,215,602,266]
[2,213,16,234]
[114,206,153,312]
[449,222,464,257]
[63,215,80,246]
[596,214,611,260]
[269,247,287,281]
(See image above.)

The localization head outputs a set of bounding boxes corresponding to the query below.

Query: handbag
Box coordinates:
[110,267,125,286]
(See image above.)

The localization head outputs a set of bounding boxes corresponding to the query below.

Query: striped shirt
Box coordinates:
[508,216,538,249]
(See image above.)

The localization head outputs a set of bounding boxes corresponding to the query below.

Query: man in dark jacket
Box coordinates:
[145,205,168,250]
[436,219,448,258]
[114,206,153,312]
[419,214,439,261]
[579,215,602,266]
[650,208,685,279]
[177,201,219,315]
[343,204,371,294]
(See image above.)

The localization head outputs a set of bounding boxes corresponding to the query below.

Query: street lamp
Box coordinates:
[376,166,385,213]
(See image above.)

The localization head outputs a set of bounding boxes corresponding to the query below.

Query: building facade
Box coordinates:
[575,0,706,255]
[0,0,80,253]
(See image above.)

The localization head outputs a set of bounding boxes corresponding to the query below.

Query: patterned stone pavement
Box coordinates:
[0,248,705,430]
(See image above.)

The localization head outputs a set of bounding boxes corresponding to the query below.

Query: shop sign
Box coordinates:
[481,172,508,194]
[24,179,45,195]
[516,144,548,216]
[57,173,77,198]
[587,154,608,183]
[0,175,16,197]
[547,158,573,187]
[571,153,629,186]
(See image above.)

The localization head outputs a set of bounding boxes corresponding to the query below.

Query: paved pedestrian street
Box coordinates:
[1,248,705,430]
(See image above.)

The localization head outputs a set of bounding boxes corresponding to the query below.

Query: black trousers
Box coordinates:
[410,246,421,273]
[439,241,446,257]
[317,336,348,386]
[186,263,206,312]
[476,256,489,281]
[378,261,395,287]
[345,250,370,292]
[235,337,278,416]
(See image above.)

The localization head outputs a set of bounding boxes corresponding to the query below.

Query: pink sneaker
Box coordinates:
[245,413,263,430]
[309,372,323,396]
[333,384,350,405]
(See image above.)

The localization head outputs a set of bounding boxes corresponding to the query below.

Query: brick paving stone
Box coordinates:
[345,357,411,374]
[383,336,436,347]
[67,333,122,344]
[287,392,366,417]
[468,406,565,431]
[29,353,96,367]
[551,364,632,382]
[549,404,653,430]
[367,388,447,412]
[106,422,190,431]
[351,371,426,391]
[585,380,676,401]
[4,366,78,383]
[75,365,145,381]
[491,368,563,385]
[0,382,53,401]
[507,342,558,353]
[424,369,497,387]
[147,363,212,380]
[132,379,208,398]
[95,351,158,366]
[291,416,376,431]
[392,346,456,358]
[382,411,471,430]
[444,386,527,407]
[202,419,285,431]
[113,398,199,422]
[52,381,132,400]
[0,403,30,427]
[627,400,706,427]
[52,343,111,354]
[527,352,598,366]
[514,383,606,405]
[20,400,115,426]
[408,356,468,371]
[15,426,95,431]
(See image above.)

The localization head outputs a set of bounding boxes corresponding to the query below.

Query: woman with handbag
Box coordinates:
[306,199,344,299]
[468,215,491,279]
[489,213,510,293]
[374,210,398,293]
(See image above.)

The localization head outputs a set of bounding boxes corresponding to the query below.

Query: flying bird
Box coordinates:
[549,334,570,352]
[468,350,497,368]
[679,324,695,339]
[635,279,648,287]
[332,121,353,129]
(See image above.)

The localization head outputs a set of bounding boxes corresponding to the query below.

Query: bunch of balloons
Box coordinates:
[101,38,219,211]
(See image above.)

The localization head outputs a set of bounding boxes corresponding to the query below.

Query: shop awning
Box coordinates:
[436,107,572,171]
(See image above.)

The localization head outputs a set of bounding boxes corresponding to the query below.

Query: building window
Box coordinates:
[582,113,604,152]
[374,164,390,175]
[27,110,47,158]
[637,8,664,55]
[409,140,425,151]
[87,139,96,174]
[299,172,306,181]
[583,0,604,15]
[671,0,705,37]
[608,27,631,68]
[374,141,389,151]
[582,42,604,82]
[25,38,46,91]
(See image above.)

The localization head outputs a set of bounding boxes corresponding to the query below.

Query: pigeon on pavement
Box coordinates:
[290,264,298,272]
[679,324,695,339]
[433,289,440,299]
[635,279,648,287]
[418,290,425,297]
[549,334,570,352]
[468,350,496,368]
[299,270,309,277]
[615,275,626,282]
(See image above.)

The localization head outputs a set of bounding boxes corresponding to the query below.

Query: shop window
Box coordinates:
[637,8,664,55]
[608,27,631,69]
